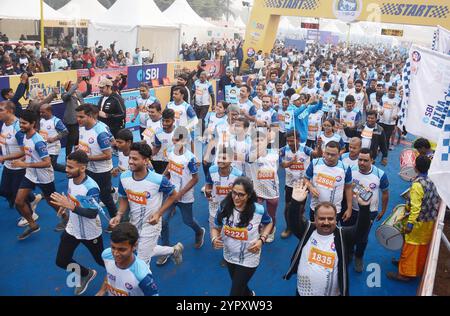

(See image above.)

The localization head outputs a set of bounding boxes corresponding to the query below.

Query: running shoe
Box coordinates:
[17,212,39,227]
[266,227,276,243]
[18,224,41,240]
[172,242,184,265]
[75,269,97,296]
[54,218,68,232]
[156,255,170,266]
[195,227,206,249]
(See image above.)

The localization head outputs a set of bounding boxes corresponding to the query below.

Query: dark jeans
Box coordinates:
[160,202,202,246]
[284,186,293,230]
[65,123,79,159]
[56,231,104,277]
[151,160,168,175]
[347,210,378,258]
[194,104,210,133]
[279,131,286,149]
[86,170,117,218]
[50,155,66,173]
[226,262,257,296]
[379,123,395,146]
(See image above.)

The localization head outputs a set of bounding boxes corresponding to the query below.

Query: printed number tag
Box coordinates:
[383,102,393,110]
[126,190,147,205]
[78,141,90,154]
[361,129,373,139]
[316,173,336,190]
[216,186,232,196]
[168,160,183,176]
[107,284,129,296]
[257,169,275,180]
[308,247,336,270]
[223,225,248,241]
[290,162,305,171]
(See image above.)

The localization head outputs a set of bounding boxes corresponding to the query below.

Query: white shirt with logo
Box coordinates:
[0,119,24,170]
[39,116,67,155]
[78,122,113,173]
[351,165,389,213]
[166,149,198,204]
[246,149,280,199]
[23,132,54,184]
[297,231,339,296]
[152,127,175,162]
[280,144,313,188]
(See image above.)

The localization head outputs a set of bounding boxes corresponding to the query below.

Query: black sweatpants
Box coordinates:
[86,170,117,218]
[65,124,79,159]
[226,261,257,296]
[379,123,395,146]
[194,105,210,133]
[284,186,293,229]
[56,231,104,277]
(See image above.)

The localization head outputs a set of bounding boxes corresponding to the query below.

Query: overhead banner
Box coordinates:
[8,70,77,105]
[77,67,128,93]
[127,63,168,89]
[284,38,307,52]
[243,0,450,70]
[402,45,450,142]
[44,20,89,28]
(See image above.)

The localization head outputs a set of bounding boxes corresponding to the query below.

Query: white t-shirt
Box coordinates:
[0,119,24,170]
[379,96,400,125]
[167,149,198,203]
[118,151,129,172]
[78,122,113,173]
[39,116,67,155]
[66,176,102,240]
[136,96,158,128]
[297,230,340,296]
[152,127,175,162]
[246,149,280,199]
[228,136,251,176]
[23,132,54,184]
[361,125,375,149]
[142,118,162,145]
[351,165,389,212]
[280,144,313,187]
[307,110,323,141]
[341,152,359,168]
[215,204,272,268]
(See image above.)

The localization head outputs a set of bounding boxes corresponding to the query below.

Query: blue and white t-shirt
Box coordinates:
[119,169,175,233]
[351,165,389,213]
[166,101,198,131]
[305,158,352,214]
[341,152,359,169]
[0,119,24,170]
[23,132,54,184]
[102,249,159,296]
[39,116,67,155]
[66,176,102,240]
[206,165,242,216]
[337,108,362,143]
[152,127,175,162]
[136,96,159,128]
[194,79,214,106]
[280,144,313,187]
[78,122,113,173]
[319,132,345,151]
[167,149,198,204]
[215,203,272,268]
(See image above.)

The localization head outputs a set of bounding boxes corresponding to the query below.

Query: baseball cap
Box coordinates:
[98,78,113,87]
[290,94,301,103]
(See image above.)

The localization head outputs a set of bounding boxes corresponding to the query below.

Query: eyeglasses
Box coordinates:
[231,191,247,199]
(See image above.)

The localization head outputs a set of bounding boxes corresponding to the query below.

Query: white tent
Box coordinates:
[58,0,107,21]
[163,0,217,45]
[234,16,247,30]
[0,0,70,41]
[89,0,180,62]
[0,0,68,20]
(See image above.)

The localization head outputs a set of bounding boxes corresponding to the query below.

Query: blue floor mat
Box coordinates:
[0,136,419,296]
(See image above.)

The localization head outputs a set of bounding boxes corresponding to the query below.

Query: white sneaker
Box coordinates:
[172,242,184,265]
[17,212,39,227]
[266,227,276,243]
[30,194,42,213]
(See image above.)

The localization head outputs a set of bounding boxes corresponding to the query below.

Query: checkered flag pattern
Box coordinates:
[441,111,450,162]
[432,29,439,51]
[398,60,412,129]
[264,0,278,8]
[301,0,319,10]
[430,6,450,19]
[380,3,397,15]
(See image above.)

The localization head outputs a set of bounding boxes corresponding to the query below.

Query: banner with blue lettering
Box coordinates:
[284,38,307,52]
[127,64,168,89]
[403,45,450,142]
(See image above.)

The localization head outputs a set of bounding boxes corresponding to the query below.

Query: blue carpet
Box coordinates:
[0,134,419,296]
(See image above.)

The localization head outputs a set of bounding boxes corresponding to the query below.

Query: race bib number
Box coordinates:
[107,284,129,297]
[126,190,147,205]
[344,120,354,128]
[361,129,373,139]
[383,102,393,110]
[143,128,154,139]
[278,114,285,122]
[196,87,204,96]
[168,160,183,176]
[39,130,49,141]
[78,141,90,154]
[257,169,275,180]
[308,247,336,270]
[290,162,305,171]
[223,225,248,241]
[216,185,232,196]
[174,111,181,120]
[316,173,336,190]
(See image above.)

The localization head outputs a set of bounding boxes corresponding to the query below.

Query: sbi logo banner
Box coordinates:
[128,64,168,89]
